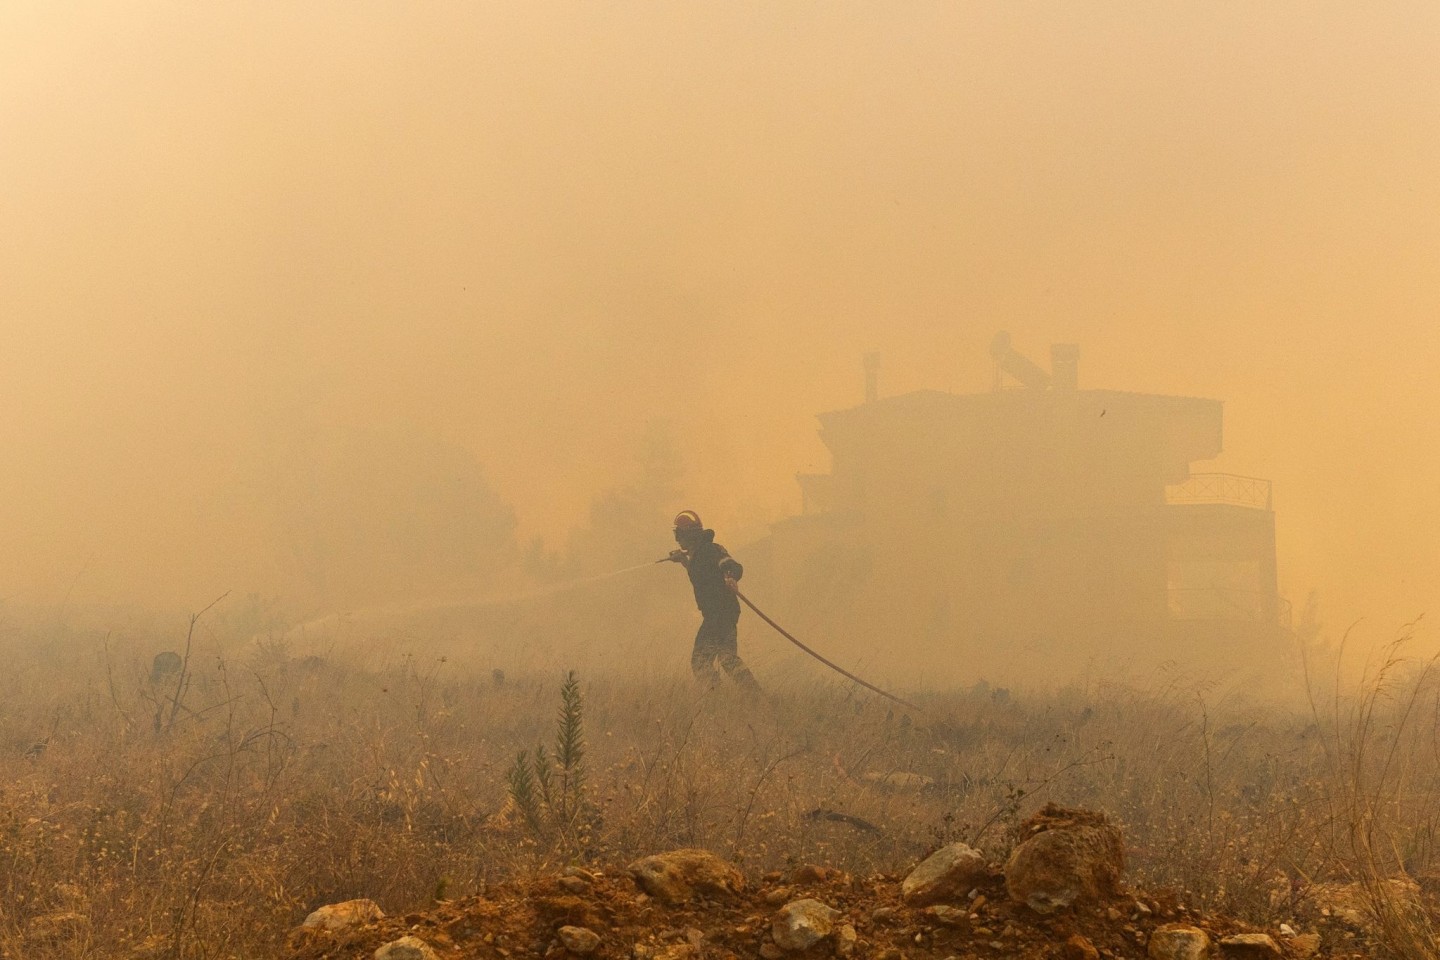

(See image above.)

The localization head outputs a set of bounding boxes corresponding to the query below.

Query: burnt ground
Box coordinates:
[282,860,1402,960]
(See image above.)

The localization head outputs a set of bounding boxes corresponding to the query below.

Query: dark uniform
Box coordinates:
[672,519,761,691]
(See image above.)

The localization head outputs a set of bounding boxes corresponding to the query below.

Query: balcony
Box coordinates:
[1165,473,1272,510]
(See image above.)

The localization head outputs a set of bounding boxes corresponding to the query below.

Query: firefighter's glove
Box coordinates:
[667,549,688,565]
[725,576,739,594]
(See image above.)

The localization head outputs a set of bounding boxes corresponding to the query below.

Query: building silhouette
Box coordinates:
[763,334,1285,681]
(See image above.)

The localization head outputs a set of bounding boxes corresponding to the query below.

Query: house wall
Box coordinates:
[761,389,1282,684]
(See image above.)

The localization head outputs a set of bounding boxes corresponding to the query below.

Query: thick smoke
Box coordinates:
[1,3,1435,659]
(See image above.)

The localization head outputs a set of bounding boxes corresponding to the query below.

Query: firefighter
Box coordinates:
[667,510,761,692]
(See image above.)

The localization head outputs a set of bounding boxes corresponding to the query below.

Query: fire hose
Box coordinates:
[659,555,918,712]
[737,588,920,712]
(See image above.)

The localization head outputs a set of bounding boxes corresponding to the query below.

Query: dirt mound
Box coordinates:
[1005,805,1126,914]
[1013,805,1116,836]
[282,857,1379,960]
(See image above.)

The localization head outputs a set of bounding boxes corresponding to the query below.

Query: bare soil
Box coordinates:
[283,859,1396,960]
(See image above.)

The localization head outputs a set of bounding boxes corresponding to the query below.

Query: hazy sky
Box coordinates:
[3,2,1437,640]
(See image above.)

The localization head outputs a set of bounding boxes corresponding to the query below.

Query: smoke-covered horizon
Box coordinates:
[3,2,1437,652]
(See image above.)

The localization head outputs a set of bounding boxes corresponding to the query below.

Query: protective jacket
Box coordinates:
[684,530,743,618]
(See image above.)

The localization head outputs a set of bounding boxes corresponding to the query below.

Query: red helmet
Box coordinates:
[673,510,703,531]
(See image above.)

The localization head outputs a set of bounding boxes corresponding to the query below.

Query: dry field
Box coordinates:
[0,617,1436,959]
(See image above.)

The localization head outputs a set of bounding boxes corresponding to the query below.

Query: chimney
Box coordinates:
[863,353,880,403]
[990,331,1051,389]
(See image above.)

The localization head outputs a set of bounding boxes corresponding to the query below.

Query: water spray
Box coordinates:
[282,560,661,638]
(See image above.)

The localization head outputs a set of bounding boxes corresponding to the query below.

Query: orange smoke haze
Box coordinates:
[2,3,1436,648]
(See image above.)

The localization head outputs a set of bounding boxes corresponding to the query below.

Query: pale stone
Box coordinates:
[374,936,439,960]
[922,905,969,927]
[303,898,385,932]
[772,899,840,952]
[1148,924,1211,960]
[901,843,989,906]
[557,926,602,954]
[1219,933,1281,958]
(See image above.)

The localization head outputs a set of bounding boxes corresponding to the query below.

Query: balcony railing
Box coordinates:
[1165,473,1272,510]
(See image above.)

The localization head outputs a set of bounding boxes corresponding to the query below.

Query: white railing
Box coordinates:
[1166,473,1272,510]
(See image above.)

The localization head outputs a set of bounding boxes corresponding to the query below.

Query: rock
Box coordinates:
[772,899,841,951]
[1286,933,1321,959]
[558,876,591,894]
[901,843,989,905]
[1147,924,1211,960]
[833,923,857,957]
[374,937,439,960]
[628,849,745,903]
[557,926,602,954]
[303,898,385,932]
[763,886,794,906]
[759,944,785,960]
[1062,933,1100,960]
[651,946,696,960]
[1218,934,1281,957]
[870,906,898,924]
[922,905,969,927]
[792,864,831,883]
[27,912,90,943]
[1003,805,1125,914]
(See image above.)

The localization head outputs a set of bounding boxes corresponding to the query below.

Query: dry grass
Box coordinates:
[1305,622,1440,960]
[0,618,1437,959]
